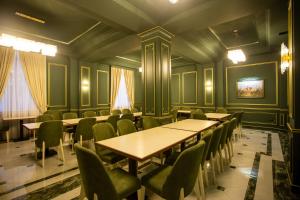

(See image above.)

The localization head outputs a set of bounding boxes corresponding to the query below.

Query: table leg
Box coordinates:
[180,142,186,151]
[20,119,24,140]
[128,158,138,200]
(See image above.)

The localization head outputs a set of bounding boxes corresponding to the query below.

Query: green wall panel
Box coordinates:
[144,44,155,115]
[182,71,197,104]
[171,74,180,104]
[97,70,109,105]
[226,61,278,106]
[161,43,170,114]
[204,67,214,106]
[47,63,67,108]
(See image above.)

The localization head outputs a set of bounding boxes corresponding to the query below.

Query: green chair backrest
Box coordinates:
[83,111,97,118]
[93,123,117,154]
[36,114,54,122]
[163,141,206,199]
[63,112,78,120]
[122,109,132,114]
[100,110,110,116]
[36,120,63,148]
[142,116,160,130]
[195,108,204,114]
[112,109,122,115]
[44,110,62,120]
[117,119,137,135]
[107,115,119,133]
[170,109,178,121]
[191,112,207,120]
[120,113,134,121]
[131,107,139,113]
[206,124,223,160]
[75,118,96,141]
[200,131,213,167]
[74,144,119,200]
[219,121,230,148]
[216,108,228,113]
[227,118,237,141]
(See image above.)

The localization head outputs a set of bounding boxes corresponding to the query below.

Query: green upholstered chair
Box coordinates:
[190,112,207,120]
[93,123,125,165]
[100,110,110,116]
[107,115,119,133]
[122,109,132,114]
[117,119,137,136]
[35,120,64,167]
[142,116,160,130]
[112,109,122,116]
[120,113,134,121]
[226,118,237,161]
[195,108,204,114]
[62,112,78,143]
[63,112,78,119]
[0,114,9,143]
[216,108,228,113]
[205,125,224,184]
[170,109,178,122]
[83,111,97,118]
[141,141,206,200]
[44,110,62,120]
[75,118,96,147]
[218,121,231,172]
[131,107,139,113]
[36,114,54,122]
[74,144,141,200]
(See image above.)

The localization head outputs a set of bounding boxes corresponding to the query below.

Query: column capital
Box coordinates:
[138,26,175,43]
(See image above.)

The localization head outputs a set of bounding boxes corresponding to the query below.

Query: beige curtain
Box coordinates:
[111,67,122,110]
[19,52,47,114]
[124,69,134,109]
[0,47,14,98]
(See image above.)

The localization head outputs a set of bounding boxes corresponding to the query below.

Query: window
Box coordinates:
[113,70,131,109]
[0,52,39,119]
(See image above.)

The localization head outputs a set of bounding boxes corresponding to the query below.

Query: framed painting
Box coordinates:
[236,79,264,98]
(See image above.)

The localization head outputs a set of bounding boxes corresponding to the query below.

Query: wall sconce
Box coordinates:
[280,42,290,74]
[205,80,212,92]
[139,67,142,73]
[81,80,90,91]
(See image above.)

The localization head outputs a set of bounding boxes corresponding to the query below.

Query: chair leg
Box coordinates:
[79,185,85,200]
[210,152,216,185]
[215,154,221,174]
[203,161,209,187]
[80,135,83,146]
[35,146,37,160]
[198,165,205,200]
[138,186,145,200]
[224,145,229,165]
[218,147,224,172]
[33,130,36,141]
[180,188,184,200]
[6,131,9,143]
[42,141,45,168]
[194,176,201,200]
[230,138,234,156]
[60,139,65,163]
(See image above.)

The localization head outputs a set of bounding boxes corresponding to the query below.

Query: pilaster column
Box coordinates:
[138,27,174,116]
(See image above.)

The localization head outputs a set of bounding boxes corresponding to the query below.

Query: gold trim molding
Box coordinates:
[204,67,214,106]
[96,70,109,106]
[182,71,197,105]
[80,66,91,107]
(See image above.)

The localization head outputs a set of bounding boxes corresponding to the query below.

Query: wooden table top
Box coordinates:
[96,127,197,162]
[205,113,231,121]
[177,110,192,114]
[22,112,143,130]
[161,119,218,132]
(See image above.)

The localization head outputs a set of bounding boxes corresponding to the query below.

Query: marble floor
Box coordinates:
[0,128,299,200]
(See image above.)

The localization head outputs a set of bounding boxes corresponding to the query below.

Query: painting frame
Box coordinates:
[236,79,264,98]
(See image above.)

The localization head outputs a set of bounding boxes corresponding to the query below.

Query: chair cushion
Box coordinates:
[109,168,141,198]
[97,149,125,164]
[141,166,172,197]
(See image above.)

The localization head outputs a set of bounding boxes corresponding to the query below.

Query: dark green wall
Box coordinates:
[46,55,141,116]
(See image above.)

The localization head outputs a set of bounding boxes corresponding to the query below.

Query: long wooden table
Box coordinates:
[161,119,219,132]
[177,110,231,121]
[22,112,143,130]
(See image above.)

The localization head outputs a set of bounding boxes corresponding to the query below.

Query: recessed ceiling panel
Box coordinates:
[0,0,99,43]
[210,15,259,49]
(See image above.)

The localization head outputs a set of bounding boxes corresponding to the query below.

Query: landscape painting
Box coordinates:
[236,79,264,98]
